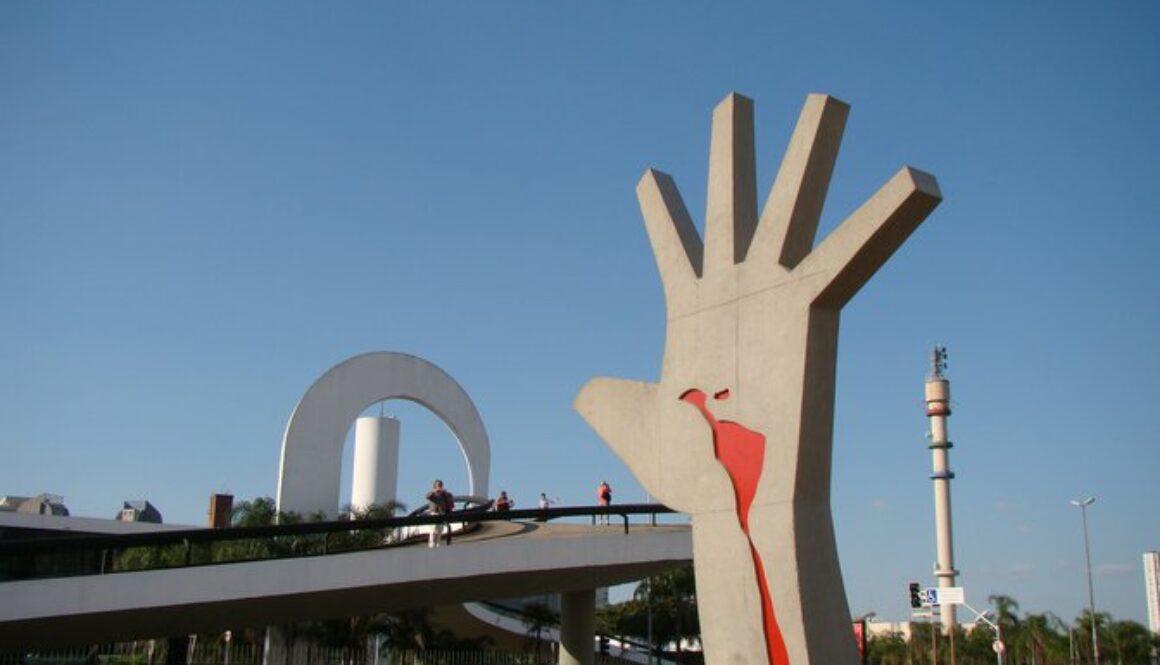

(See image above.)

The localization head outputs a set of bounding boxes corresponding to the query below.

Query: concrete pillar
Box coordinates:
[559,589,595,665]
[351,416,400,511]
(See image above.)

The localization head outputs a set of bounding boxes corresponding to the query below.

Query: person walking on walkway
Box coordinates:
[425,479,454,547]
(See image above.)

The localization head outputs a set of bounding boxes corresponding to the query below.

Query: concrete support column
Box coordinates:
[559,589,595,665]
[351,416,401,511]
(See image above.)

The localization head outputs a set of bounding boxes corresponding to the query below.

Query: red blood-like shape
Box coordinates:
[681,388,789,665]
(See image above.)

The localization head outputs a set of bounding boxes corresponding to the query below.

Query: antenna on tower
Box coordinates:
[931,345,948,379]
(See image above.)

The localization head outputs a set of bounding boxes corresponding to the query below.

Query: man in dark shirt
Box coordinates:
[425,479,454,547]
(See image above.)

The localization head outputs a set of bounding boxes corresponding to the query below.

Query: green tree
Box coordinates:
[635,565,699,659]
[596,598,647,656]
[111,543,188,572]
[866,630,908,665]
[594,566,700,662]
[378,608,438,651]
[1075,609,1112,665]
[988,594,1021,632]
[1020,611,1067,665]
[521,601,559,660]
[296,614,383,649]
[987,594,1022,663]
[329,500,407,552]
[1105,619,1154,665]
[231,496,279,527]
[213,496,309,563]
[958,621,1002,665]
[908,620,937,665]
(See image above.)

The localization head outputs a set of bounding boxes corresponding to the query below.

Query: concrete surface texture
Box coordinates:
[277,351,490,517]
[576,92,941,664]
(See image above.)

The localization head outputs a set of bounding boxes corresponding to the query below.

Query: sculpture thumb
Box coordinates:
[574,377,662,495]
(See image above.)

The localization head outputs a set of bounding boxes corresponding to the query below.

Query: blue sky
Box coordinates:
[2,2,1158,626]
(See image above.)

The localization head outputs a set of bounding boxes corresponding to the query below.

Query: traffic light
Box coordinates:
[908,582,922,608]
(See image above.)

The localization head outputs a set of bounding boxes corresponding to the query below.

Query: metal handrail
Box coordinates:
[0,503,678,580]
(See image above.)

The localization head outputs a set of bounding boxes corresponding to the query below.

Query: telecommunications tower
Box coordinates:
[926,345,958,628]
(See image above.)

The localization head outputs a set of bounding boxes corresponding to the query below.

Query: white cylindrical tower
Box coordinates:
[925,345,958,629]
[351,415,401,512]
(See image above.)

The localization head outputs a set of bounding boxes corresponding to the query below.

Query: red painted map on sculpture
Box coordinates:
[682,388,789,665]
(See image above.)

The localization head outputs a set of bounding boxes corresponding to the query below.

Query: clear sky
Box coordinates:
[2,2,1158,627]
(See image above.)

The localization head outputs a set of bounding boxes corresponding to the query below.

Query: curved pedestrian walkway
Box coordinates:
[0,519,691,650]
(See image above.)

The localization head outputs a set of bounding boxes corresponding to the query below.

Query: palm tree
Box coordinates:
[378,608,438,651]
[340,501,406,521]
[521,601,559,661]
[959,622,1003,665]
[1021,612,1067,665]
[1075,610,1111,665]
[230,497,279,527]
[218,497,300,561]
[334,501,407,551]
[988,594,1020,629]
[988,594,1022,663]
[1105,619,1154,665]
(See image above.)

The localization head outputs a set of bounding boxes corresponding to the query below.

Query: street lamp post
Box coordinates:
[960,603,1002,665]
[1070,496,1100,665]
[644,578,654,665]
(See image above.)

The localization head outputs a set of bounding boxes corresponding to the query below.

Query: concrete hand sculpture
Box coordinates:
[575,93,941,664]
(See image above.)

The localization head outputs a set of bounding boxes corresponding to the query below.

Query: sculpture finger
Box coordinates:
[574,377,663,496]
[704,93,758,272]
[749,93,849,270]
[637,169,702,312]
[803,166,942,309]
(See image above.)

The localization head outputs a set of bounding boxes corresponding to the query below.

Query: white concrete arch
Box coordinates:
[276,351,490,517]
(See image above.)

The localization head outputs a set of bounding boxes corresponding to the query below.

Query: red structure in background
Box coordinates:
[208,493,233,529]
[852,621,866,664]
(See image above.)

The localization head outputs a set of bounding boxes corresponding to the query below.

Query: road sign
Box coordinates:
[923,588,938,606]
[910,609,936,618]
[922,586,965,606]
[992,639,1005,654]
[937,586,965,605]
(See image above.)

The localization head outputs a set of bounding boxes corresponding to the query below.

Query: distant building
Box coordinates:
[1145,551,1160,636]
[0,496,30,512]
[864,618,996,641]
[115,500,163,524]
[866,620,913,640]
[0,493,69,516]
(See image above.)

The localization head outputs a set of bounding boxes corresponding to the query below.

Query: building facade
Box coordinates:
[1145,551,1160,636]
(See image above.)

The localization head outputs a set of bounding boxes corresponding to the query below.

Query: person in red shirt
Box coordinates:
[597,481,612,525]
[494,491,513,511]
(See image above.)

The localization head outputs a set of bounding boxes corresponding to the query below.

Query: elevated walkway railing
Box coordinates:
[0,504,677,583]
